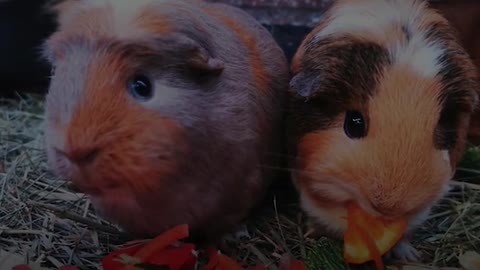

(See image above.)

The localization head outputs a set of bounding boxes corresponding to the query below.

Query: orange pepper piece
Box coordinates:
[343,203,407,269]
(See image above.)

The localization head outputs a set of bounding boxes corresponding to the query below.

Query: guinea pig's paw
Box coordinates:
[304,218,322,238]
[229,224,252,241]
[385,239,421,263]
[222,224,251,242]
[233,224,251,240]
[303,217,333,240]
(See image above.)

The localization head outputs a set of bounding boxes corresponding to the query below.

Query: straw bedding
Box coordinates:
[1,93,479,270]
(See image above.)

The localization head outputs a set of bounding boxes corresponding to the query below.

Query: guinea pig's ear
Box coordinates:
[289,71,321,98]
[185,46,225,74]
[156,34,224,75]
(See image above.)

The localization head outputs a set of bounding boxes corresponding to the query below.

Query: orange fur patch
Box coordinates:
[296,131,345,208]
[135,5,174,35]
[296,132,333,176]
[65,52,187,193]
[203,8,270,94]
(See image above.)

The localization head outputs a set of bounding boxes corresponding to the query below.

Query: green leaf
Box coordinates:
[304,237,351,270]
[459,146,480,170]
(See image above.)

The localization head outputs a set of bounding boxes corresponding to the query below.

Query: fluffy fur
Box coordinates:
[288,0,480,263]
[42,0,289,242]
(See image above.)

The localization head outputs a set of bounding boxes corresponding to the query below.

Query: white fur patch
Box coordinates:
[392,35,444,78]
[311,182,351,202]
[313,0,445,79]
[405,206,431,234]
[140,82,186,110]
[313,0,424,41]
[441,150,450,163]
[73,0,168,39]
[313,0,395,41]
[109,0,158,39]
[299,189,347,236]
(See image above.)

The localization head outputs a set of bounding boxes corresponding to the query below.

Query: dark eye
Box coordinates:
[344,110,367,139]
[128,74,153,100]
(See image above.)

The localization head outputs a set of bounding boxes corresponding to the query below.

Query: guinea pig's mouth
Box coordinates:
[343,202,408,268]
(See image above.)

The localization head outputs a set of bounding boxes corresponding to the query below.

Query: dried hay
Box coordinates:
[0,93,479,270]
[0,93,127,270]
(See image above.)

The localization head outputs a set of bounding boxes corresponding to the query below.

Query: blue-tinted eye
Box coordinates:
[344,110,367,139]
[128,74,153,100]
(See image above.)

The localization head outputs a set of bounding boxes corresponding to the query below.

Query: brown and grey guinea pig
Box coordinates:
[287,0,480,263]
[41,0,289,242]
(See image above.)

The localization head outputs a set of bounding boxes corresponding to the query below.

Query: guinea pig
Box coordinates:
[287,0,480,264]
[41,0,289,242]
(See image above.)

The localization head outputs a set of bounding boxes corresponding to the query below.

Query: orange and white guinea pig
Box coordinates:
[287,0,480,262]
[41,0,289,242]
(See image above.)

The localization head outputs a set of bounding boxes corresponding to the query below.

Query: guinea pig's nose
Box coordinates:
[57,146,100,166]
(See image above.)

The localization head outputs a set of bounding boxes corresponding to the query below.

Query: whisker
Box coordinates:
[262,151,309,161]
[259,164,315,175]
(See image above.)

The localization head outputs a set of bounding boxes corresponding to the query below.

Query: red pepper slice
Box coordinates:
[102,224,189,270]
[279,255,309,270]
[180,255,198,270]
[199,247,219,270]
[102,242,145,270]
[12,265,32,270]
[134,224,190,262]
[216,254,244,270]
[146,244,196,270]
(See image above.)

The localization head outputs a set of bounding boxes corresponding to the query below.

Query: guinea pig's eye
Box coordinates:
[128,74,154,100]
[344,110,367,139]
